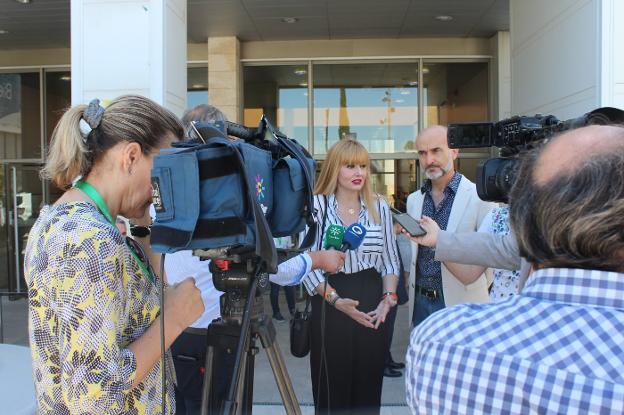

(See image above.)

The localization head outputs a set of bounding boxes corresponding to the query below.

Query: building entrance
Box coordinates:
[0,163,46,293]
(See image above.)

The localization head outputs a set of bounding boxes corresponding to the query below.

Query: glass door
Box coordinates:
[0,163,45,293]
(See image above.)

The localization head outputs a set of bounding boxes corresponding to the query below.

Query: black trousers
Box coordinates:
[310,268,387,415]
[170,328,236,415]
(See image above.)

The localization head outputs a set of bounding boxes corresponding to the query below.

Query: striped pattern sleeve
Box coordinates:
[269,253,312,286]
[376,198,400,277]
[302,195,327,295]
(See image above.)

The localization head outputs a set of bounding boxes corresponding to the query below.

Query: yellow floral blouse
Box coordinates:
[25,202,175,414]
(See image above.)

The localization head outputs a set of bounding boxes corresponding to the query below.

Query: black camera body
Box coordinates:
[448,107,624,203]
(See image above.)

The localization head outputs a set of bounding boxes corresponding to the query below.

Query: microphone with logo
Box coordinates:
[324,224,345,252]
[340,223,367,252]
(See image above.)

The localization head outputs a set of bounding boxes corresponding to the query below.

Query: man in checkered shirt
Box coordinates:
[406,124,624,414]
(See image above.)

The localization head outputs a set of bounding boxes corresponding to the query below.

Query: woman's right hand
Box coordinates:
[334,298,375,329]
[164,277,204,334]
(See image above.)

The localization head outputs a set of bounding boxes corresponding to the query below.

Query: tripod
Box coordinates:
[199,261,301,415]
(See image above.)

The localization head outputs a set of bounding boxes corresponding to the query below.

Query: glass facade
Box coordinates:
[0,59,490,289]
[243,64,309,144]
[243,59,490,207]
[0,71,42,160]
[313,62,419,155]
[187,66,208,109]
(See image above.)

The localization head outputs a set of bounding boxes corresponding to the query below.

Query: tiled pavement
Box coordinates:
[1,292,412,414]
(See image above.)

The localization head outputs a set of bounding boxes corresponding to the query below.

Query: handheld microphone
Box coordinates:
[323,224,345,250]
[340,223,367,251]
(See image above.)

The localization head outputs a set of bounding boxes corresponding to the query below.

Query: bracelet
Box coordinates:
[325,290,341,306]
[382,291,398,302]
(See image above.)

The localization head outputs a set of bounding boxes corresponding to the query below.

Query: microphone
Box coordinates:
[340,223,367,251]
[323,224,345,250]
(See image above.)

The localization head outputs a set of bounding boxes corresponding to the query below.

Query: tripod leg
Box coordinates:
[200,344,215,415]
[258,322,302,415]
[240,340,256,415]
[223,279,259,415]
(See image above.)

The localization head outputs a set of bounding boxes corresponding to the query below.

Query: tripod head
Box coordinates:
[193,246,268,326]
[194,244,303,325]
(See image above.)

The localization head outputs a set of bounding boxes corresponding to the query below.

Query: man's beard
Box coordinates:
[425,159,454,180]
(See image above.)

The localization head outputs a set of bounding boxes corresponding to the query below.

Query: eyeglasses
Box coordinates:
[125,236,155,284]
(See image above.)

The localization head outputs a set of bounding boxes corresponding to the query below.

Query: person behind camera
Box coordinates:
[24,96,205,414]
[406,125,624,414]
[165,104,346,414]
[302,139,400,415]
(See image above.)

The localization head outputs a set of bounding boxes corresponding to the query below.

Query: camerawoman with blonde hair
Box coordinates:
[302,139,400,415]
[25,95,204,414]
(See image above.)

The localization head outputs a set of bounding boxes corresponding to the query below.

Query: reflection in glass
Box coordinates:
[187,67,208,109]
[45,71,71,143]
[243,65,309,147]
[313,63,419,155]
[369,159,419,212]
[0,165,44,292]
[0,72,42,160]
[422,62,489,127]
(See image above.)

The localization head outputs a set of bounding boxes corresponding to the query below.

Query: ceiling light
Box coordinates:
[281,17,298,24]
[192,84,205,89]
[435,15,453,22]
[294,69,307,76]
[60,75,71,81]
[299,82,308,87]
[15,0,32,3]
[407,81,418,86]
[0,30,8,35]
[422,67,430,74]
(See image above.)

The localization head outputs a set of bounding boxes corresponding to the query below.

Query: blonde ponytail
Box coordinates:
[42,95,183,190]
[41,105,90,189]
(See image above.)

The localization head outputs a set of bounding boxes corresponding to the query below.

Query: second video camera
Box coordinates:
[447,107,624,203]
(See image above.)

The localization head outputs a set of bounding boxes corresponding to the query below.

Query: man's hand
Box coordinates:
[334,298,375,328]
[403,215,439,247]
[309,250,346,274]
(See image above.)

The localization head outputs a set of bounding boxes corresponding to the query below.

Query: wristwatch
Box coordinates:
[130,225,151,237]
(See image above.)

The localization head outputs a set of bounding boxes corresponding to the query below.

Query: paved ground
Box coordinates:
[1,292,412,414]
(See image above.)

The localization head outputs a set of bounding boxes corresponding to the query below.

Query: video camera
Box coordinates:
[447,107,624,203]
[150,115,316,274]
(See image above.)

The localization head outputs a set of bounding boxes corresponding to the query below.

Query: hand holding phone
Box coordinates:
[391,209,426,237]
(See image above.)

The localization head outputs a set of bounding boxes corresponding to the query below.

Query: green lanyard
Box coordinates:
[74,179,155,284]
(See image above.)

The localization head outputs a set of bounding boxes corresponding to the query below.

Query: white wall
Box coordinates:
[600,0,624,109]
[71,0,187,116]
[511,0,601,119]
[511,0,624,119]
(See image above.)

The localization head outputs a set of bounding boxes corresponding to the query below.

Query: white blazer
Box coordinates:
[406,175,496,321]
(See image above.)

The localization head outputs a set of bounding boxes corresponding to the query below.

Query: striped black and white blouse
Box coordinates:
[302,193,401,295]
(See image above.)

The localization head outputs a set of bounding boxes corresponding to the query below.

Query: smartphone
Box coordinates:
[391,209,426,237]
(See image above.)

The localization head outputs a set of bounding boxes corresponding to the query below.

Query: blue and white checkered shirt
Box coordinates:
[406,267,624,414]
